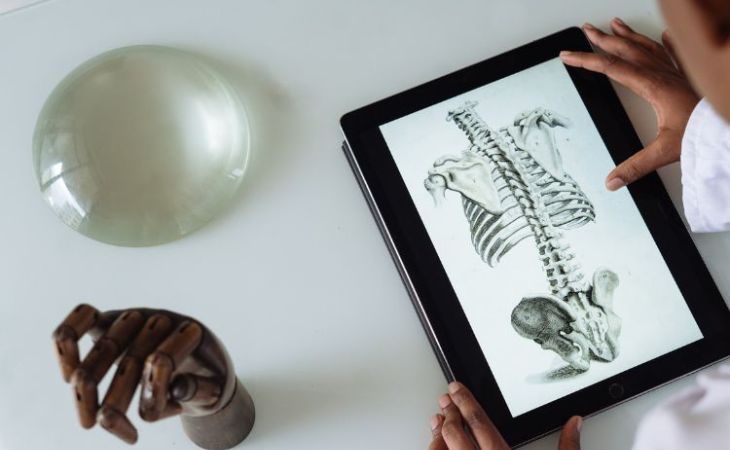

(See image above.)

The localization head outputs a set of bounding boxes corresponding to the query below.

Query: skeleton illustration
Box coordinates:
[424,101,621,371]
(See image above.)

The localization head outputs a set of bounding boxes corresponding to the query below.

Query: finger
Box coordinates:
[558,416,582,450]
[447,382,509,450]
[53,304,101,382]
[583,23,666,70]
[559,51,659,103]
[661,30,687,76]
[605,132,680,190]
[610,18,674,65]
[156,401,183,420]
[439,394,475,450]
[71,310,145,428]
[171,374,223,408]
[139,320,203,421]
[98,314,173,444]
[428,414,447,450]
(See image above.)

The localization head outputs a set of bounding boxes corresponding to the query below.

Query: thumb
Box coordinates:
[605,132,680,191]
[558,416,582,450]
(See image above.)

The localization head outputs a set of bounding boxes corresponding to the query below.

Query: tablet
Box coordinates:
[340,27,730,446]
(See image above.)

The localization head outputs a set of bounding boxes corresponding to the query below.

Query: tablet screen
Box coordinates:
[379,57,703,417]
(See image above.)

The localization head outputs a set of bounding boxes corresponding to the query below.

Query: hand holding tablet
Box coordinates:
[560,19,700,191]
[341,25,730,446]
[428,383,581,450]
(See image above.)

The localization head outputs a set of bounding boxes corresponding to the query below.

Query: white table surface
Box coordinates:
[1,1,730,449]
[0,0,48,15]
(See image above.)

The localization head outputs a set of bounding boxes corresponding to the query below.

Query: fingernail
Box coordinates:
[583,23,596,31]
[438,394,452,409]
[559,50,573,58]
[613,17,626,26]
[430,415,441,431]
[576,416,583,432]
[606,177,626,191]
[448,382,461,394]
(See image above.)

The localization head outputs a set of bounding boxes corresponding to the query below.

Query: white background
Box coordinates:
[380,58,703,416]
[0,0,48,15]
[1,1,730,450]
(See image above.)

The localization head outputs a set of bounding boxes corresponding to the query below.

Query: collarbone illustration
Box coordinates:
[424,101,621,372]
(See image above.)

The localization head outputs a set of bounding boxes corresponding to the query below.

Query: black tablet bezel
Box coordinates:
[340,27,730,446]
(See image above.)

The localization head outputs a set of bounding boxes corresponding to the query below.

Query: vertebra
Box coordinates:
[425,101,620,371]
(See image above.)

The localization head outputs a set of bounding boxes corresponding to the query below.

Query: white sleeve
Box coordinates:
[681,98,730,232]
[632,364,730,450]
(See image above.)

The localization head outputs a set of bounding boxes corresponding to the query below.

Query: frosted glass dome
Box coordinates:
[33,46,250,246]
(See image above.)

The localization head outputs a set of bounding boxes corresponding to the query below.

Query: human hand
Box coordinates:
[427,382,581,450]
[52,304,247,446]
[559,19,700,191]
[660,0,730,122]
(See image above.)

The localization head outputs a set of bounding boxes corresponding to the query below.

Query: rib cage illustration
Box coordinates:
[425,101,621,372]
[456,116,595,269]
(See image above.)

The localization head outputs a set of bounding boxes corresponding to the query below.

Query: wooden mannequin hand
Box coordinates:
[52,304,237,444]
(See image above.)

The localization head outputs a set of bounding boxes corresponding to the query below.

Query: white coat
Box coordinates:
[632,98,730,450]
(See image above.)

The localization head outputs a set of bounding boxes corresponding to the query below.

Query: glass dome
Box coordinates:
[33,46,250,246]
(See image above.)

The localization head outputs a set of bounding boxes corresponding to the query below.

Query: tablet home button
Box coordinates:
[609,383,625,399]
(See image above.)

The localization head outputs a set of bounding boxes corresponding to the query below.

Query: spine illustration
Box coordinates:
[425,101,621,371]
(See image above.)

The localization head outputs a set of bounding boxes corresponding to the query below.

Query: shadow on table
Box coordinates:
[238,370,369,443]
[235,350,419,445]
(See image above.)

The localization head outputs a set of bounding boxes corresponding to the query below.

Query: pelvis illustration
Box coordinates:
[424,101,621,371]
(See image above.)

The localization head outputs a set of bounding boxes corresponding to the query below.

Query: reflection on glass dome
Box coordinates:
[33,46,250,246]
